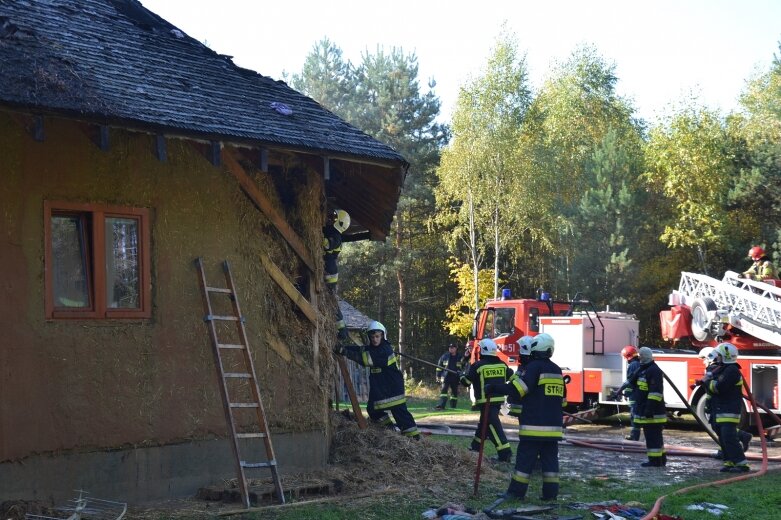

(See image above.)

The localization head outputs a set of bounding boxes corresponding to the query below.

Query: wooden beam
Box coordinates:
[155,134,167,161]
[210,140,221,166]
[259,252,317,325]
[266,336,292,363]
[33,115,44,142]
[98,125,109,150]
[223,150,316,273]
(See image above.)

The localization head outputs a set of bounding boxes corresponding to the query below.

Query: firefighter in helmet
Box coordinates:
[612,345,642,441]
[488,333,565,501]
[740,246,777,281]
[705,342,751,472]
[460,338,513,462]
[506,336,533,418]
[633,347,667,467]
[435,343,463,409]
[323,208,350,340]
[337,321,420,439]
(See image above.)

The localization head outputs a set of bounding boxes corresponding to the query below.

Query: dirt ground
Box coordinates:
[4,412,780,519]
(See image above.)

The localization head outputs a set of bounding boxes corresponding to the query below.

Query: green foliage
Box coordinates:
[643,102,734,273]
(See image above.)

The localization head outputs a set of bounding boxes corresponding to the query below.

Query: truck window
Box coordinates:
[529,307,540,332]
[493,308,515,337]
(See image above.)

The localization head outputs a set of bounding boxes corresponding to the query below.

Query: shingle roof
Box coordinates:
[0,0,407,166]
[338,300,373,331]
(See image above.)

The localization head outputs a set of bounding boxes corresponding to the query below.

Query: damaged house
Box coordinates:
[0,0,406,503]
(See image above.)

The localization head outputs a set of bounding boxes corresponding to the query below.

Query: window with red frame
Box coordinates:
[45,201,151,319]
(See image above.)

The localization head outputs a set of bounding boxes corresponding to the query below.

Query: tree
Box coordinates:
[443,259,496,338]
[643,102,734,274]
[436,30,534,307]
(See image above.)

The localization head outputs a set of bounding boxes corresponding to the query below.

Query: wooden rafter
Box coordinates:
[259,252,317,325]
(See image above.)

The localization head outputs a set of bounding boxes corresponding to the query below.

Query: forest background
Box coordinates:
[288,33,781,378]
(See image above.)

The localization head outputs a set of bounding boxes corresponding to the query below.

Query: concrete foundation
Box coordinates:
[0,430,328,504]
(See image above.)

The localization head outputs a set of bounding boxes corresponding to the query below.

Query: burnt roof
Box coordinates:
[0,0,407,238]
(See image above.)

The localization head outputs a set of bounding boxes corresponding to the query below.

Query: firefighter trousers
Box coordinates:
[438,379,459,407]
[471,403,511,459]
[368,401,420,438]
[641,424,665,462]
[507,439,559,500]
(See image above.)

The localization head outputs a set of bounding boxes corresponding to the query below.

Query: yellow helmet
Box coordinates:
[333,209,351,233]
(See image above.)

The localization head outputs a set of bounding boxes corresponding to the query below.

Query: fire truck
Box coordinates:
[469,273,781,431]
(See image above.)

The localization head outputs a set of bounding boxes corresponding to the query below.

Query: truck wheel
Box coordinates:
[694,396,717,438]
[691,297,718,342]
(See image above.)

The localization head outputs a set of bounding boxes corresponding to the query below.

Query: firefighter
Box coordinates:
[613,345,642,441]
[338,321,420,439]
[739,245,777,281]
[435,343,463,409]
[705,342,751,472]
[460,338,513,462]
[489,333,564,501]
[507,336,533,418]
[633,347,667,467]
[323,209,350,340]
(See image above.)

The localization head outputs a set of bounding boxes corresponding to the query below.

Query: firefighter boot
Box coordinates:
[641,458,663,467]
[625,428,641,441]
[449,397,458,409]
[434,396,447,410]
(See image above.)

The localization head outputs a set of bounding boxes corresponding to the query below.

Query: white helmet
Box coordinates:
[366,320,386,340]
[638,346,653,364]
[333,209,351,233]
[697,347,714,365]
[530,333,554,357]
[716,342,738,364]
[479,338,498,356]
[517,335,533,356]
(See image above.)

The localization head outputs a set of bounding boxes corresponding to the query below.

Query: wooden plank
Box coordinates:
[259,252,317,325]
[223,150,316,273]
[266,336,292,363]
[336,355,368,429]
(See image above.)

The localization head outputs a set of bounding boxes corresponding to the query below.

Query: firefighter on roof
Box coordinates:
[323,208,350,340]
[338,321,420,439]
[460,338,513,462]
[633,347,667,467]
[435,343,463,409]
[740,245,777,281]
[488,332,564,501]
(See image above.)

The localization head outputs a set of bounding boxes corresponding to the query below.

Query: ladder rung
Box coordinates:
[206,286,232,294]
[230,402,259,408]
[218,343,245,350]
[204,315,240,322]
[224,372,252,379]
[237,432,268,439]
[241,460,275,468]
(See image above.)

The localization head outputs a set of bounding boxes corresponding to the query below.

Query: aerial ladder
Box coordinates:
[669,271,781,348]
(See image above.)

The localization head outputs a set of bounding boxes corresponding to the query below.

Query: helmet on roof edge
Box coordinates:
[333,209,351,233]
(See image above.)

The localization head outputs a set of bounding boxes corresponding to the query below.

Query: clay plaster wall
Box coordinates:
[0,111,336,463]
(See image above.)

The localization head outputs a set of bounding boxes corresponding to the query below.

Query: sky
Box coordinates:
[141,0,781,124]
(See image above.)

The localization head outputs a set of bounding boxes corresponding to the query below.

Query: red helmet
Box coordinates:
[621,345,638,360]
[749,246,765,260]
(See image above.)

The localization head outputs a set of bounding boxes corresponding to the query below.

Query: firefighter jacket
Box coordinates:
[619,357,641,402]
[322,224,342,284]
[706,362,744,424]
[462,356,513,406]
[436,352,463,383]
[343,340,406,411]
[509,357,564,440]
[632,361,666,425]
[743,257,777,281]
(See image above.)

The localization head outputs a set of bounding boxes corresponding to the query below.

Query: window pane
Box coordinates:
[51,215,90,308]
[105,217,140,309]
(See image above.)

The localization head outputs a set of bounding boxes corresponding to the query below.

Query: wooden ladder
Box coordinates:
[195,257,284,507]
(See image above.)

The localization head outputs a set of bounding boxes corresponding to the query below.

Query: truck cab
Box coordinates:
[468,290,572,367]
